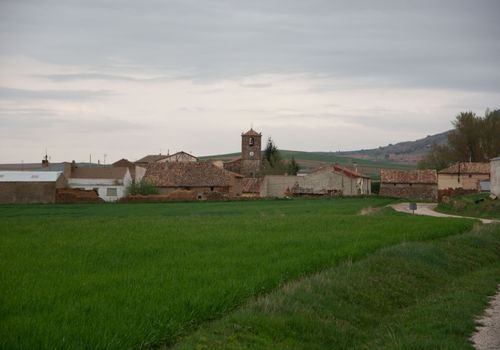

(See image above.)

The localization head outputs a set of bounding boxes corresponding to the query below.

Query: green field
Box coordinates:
[0,199,496,349]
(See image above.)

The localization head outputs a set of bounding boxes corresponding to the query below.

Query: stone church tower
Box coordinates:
[241,128,262,177]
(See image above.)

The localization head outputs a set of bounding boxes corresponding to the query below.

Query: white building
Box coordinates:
[67,166,132,201]
[491,157,500,196]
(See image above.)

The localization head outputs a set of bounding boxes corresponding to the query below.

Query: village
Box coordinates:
[0,127,499,204]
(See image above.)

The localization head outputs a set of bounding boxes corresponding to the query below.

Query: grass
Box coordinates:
[0,198,477,349]
[174,224,500,349]
[436,193,500,220]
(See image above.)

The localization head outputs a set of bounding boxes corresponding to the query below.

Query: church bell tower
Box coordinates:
[241,128,262,177]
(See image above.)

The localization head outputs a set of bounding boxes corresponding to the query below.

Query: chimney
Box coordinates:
[42,154,49,168]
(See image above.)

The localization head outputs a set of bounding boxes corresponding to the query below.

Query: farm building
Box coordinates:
[67,166,132,202]
[135,151,197,167]
[0,171,67,203]
[491,157,500,196]
[112,159,146,183]
[438,162,490,191]
[380,169,437,201]
[254,164,371,198]
[143,161,243,198]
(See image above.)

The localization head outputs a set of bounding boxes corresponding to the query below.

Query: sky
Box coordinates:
[0,0,499,163]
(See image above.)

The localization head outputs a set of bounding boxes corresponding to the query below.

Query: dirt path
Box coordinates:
[472,286,500,350]
[389,202,499,224]
[389,202,500,349]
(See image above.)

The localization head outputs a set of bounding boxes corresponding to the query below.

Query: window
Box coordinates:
[249,137,254,146]
[106,188,117,197]
[210,187,214,191]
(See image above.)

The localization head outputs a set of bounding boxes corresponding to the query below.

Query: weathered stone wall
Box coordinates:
[0,182,57,203]
[380,183,437,201]
[263,175,305,197]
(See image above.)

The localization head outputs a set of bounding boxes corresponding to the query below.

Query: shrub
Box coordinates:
[127,180,159,195]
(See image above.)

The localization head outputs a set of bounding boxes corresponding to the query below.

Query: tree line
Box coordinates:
[418,109,500,170]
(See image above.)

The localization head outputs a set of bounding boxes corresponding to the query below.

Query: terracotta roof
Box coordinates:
[438,162,490,175]
[242,128,260,136]
[70,167,129,180]
[333,164,370,179]
[380,169,437,184]
[144,161,242,187]
[135,154,169,164]
[242,177,263,193]
[310,164,370,179]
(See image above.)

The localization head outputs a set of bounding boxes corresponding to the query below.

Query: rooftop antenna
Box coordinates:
[160,148,162,155]
[103,153,107,165]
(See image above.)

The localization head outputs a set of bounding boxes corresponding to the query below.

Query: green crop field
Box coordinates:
[0,198,496,349]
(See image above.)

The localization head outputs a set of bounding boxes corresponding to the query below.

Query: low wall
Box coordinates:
[380,183,437,201]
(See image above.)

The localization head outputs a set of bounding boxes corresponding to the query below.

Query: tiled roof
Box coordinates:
[144,162,242,187]
[135,154,169,164]
[242,177,263,193]
[333,164,370,179]
[70,167,129,180]
[380,169,437,184]
[112,158,135,167]
[242,128,260,136]
[439,162,490,174]
[310,164,370,179]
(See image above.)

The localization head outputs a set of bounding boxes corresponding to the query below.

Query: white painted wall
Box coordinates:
[68,170,132,201]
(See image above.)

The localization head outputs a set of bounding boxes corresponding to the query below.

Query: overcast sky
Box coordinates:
[1,0,499,163]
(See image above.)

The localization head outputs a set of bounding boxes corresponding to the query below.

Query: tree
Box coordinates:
[287,157,300,175]
[261,137,300,175]
[418,109,500,170]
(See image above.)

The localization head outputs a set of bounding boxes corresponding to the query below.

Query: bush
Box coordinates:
[127,181,159,195]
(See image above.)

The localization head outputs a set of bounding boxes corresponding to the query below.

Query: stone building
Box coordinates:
[438,162,490,191]
[112,158,146,183]
[224,128,262,178]
[379,169,437,201]
[253,164,371,198]
[0,171,67,203]
[135,151,197,167]
[144,161,243,198]
[491,157,500,196]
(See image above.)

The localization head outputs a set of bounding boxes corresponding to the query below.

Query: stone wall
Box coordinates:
[380,183,437,201]
[0,182,58,203]
[491,159,500,196]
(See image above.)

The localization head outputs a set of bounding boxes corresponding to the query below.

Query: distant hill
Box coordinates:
[203,130,451,179]
[338,130,451,163]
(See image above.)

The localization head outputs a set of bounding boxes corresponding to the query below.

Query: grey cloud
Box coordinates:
[0,87,114,101]
[0,109,145,133]
[1,0,499,92]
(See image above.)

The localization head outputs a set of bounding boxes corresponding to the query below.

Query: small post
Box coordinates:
[409,202,417,214]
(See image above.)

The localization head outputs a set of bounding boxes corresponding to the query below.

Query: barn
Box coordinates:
[379,169,437,201]
[0,171,67,203]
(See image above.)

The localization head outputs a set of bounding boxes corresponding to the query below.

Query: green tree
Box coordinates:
[262,137,300,175]
[287,157,300,175]
[418,109,500,170]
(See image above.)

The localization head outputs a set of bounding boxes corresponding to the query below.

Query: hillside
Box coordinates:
[203,131,452,178]
[338,130,451,163]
